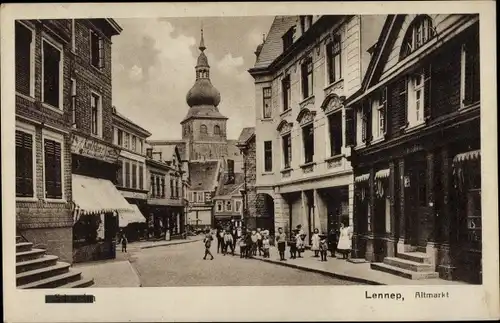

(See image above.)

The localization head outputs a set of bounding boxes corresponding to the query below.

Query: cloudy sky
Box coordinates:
[112,17,274,140]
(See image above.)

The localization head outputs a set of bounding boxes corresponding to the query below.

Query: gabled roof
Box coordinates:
[148,140,187,161]
[112,107,153,138]
[237,127,255,146]
[215,173,245,197]
[253,16,298,70]
[188,160,220,191]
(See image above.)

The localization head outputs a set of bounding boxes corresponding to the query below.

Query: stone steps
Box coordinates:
[383,257,434,272]
[15,239,94,289]
[371,262,439,280]
[397,251,431,264]
[16,255,59,274]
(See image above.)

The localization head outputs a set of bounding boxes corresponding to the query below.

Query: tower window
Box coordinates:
[214,125,221,135]
[200,124,207,134]
[262,87,272,119]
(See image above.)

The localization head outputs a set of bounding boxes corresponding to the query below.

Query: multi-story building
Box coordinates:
[248,15,385,243]
[112,107,152,239]
[236,127,276,235]
[15,18,125,266]
[345,14,481,283]
[145,145,186,239]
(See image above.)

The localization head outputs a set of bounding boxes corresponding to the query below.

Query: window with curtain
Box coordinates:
[326,34,342,84]
[301,57,313,99]
[302,124,314,163]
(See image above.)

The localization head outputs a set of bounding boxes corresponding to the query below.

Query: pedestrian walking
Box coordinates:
[289,230,297,259]
[275,227,287,261]
[311,228,320,257]
[256,228,263,256]
[262,231,270,258]
[223,230,234,256]
[120,233,128,253]
[296,230,304,258]
[250,230,259,256]
[337,222,352,259]
[203,229,214,260]
[319,234,328,262]
[328,223,339,258]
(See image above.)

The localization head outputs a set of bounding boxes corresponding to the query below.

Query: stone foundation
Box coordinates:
[20,226,73,264]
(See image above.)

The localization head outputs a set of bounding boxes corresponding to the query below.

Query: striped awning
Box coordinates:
[375,169,390,179]
[355,173,370,183]
[72,174,133,217]
[453,150,481,164]
[119,204,146,227]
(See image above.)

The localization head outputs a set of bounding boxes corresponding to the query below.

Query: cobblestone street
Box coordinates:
[129,240,360,287]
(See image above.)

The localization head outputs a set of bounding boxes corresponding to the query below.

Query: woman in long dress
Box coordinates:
[337,222,352,259]
[311,228,320,257]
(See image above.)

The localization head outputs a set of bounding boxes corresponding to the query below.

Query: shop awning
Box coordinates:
[375,169,390,179]
[72,174,133,217]
[453,150,481,164]
[119,204,146,227]
[355,173,370,183]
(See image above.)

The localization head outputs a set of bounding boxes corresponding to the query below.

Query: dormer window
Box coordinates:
[282,26,296,51]
[400,15,436,60]
[300,15,313,34]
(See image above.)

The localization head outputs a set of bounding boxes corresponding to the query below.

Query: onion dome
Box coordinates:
[186,28,221,108]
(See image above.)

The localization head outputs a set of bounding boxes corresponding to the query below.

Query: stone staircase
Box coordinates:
[16,236,94,289]
[370,246,439,280]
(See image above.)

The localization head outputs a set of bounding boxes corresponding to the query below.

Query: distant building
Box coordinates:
[112,107,152,240]
[145,144,186,239]
[248,15,385,243]
[148,29,244,229]
[345,14,481,283]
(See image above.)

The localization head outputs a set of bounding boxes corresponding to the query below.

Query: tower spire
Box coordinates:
[199,24,206,52]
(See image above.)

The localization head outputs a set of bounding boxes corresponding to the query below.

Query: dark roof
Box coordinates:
[181,105,228,123]
[237,127,255,146]
[215,173,245,197]
[188,160,220,191]
[253,16,298,69]
[112,108,152,137]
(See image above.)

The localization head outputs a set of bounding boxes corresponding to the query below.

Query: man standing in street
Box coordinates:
[203,229,214,260]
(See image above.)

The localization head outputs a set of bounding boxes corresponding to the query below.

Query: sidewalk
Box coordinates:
[119,235,204,250]
[74,260,141,287]
[238,247,468,286]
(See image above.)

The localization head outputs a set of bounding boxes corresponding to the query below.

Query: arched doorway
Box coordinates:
[255,193,275,237]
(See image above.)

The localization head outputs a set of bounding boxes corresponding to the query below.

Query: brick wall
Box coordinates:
[73,19,114,143]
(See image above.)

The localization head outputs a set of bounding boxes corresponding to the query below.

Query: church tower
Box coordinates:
[181,29,229,161]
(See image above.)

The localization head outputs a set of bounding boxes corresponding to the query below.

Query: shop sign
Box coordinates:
[71,134,120,163]
[121,190,148,200]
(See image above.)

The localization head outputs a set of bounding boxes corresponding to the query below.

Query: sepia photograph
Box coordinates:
[2,2,498,322]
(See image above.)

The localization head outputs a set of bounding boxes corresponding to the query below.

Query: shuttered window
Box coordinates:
[44,139,62,199]
[42,40,61,108]
[124,161,130,188]
[464,40,480,104]
[90,30,104,69]
[138,165,144,190]
[15,22,33,96]
[116,160,123,186]
[16,131,34,197]
[131,163,137,189]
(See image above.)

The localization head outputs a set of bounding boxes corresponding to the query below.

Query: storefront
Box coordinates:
[72,174,134,263]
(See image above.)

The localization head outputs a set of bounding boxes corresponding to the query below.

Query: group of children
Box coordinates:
[238,228,271,259]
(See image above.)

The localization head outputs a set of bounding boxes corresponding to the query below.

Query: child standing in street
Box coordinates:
[275,227,287,261]
[120,233,128,253]
[319,234,328,262]
[239,233,247,258]
[203,230,214,260]
[296,231,304,258]
[262,231,270,258]
[289,230,297,259]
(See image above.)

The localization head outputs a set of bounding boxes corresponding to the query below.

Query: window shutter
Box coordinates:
[345,107,354,147]
[53,141,62,199]
[365,100,373,143]
[16,131,33,197]
[44,140,55,198]
[99,38,105,69]
[361,107,367,143]
[424,64,432,121]
[382,86,389,136]
[399,77,408,127]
